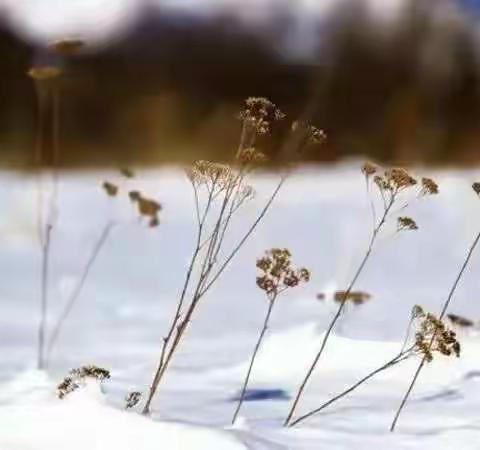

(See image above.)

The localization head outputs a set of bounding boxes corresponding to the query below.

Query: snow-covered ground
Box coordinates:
[0,162,479,449]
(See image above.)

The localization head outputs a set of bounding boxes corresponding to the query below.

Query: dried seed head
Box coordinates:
[49,38,85,55]
[447,313,474,328]
[236,147,268,165]
[362,162,377,178]
[256,248,309,298]
[385,168,417,191]
[472,182,480,196]
[397,216,418,231]
[188,160,235,191]
[333,290,372,305]
[28,66,62,81]
[420,177,439,196]
[103,181,118,197]
[125,391,142,409]
[120,168,135,178]
[239,97,285,135]
[412,304,425,319]
[57,365,110,399]
[414,312,461,362]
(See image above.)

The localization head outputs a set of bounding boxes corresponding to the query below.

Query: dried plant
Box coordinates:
[57,365,110,399]
[447,313,474,328]
[289,306,460,427]
[46,169,156,361]
[142,98,324,414]
[28,64,63,370]
[284,163,438,426]
[125,391,142,409]
[390,182,480,432]
[231,249,309,424]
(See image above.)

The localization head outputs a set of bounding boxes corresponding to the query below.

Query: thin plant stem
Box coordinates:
[38,223,52,369]
[390,230,480,432]
[232,296,276,424]
[284,193,396,426]
[46,222,114,361]
[289,350,412,427]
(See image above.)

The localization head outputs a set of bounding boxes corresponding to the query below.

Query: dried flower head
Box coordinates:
[362,162,377,178]
[397,216,418,231]
[473,182,480,196]
[28,66,63,81]
[414,313,460,362]
[49,38,85,55]
[385,168,417,191]
[129,191,162,227]
[256,248,309,299]
[420,177,439,196]
[412,304,425,319]
[125,391,142,409]
[239,97,285,135]
[103,181,118,197]
[236,147,268,165]
[447,313,474,328]
[120,168,135,179]
[333,290,372,305]
[187,160,235,192]
[57,365,110,399]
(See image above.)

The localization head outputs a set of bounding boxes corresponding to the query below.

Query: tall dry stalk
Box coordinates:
[231,249,310,424]
[390,187,480,431]
[284,165,439,425]
[28,66,63,369]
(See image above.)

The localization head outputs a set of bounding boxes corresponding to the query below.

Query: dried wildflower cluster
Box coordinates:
[125,391,142,409]
[57,365,110,399]
[411,307,460,362]
[447,313,474,328]
[256,248,310,299]
[397,216,418,231]
[473,182,480,196]
[102,169,162,228]
[238,97,285,135]
[291,121,327,146]
[333,290,372,305]
[361,162,439,234]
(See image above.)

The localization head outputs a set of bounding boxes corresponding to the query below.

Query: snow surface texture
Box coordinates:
[0,163,479,449]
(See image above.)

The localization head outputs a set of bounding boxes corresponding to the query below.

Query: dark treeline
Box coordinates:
[1,0,480,168]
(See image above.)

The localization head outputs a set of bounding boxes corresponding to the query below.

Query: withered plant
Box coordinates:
[57,365,110,399]
[142,98,324,414]
[288,306,460,427]
[231,248,309,424]
[390,182,480,432]
[46,169,161,362]
[284,164,439,426]
[28,64,63,370]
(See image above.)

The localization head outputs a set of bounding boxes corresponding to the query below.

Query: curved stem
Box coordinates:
[284,194,395,426]
[232,297,276,424]
[390,230,480,432]
[290,351,411,427]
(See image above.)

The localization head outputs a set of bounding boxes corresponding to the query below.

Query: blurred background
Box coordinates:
[1,0,480,167]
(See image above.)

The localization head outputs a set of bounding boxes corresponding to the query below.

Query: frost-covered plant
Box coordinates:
[231,248,309,424]
[390,182,480,432]
[142,98,324,414]
[284,163,439,426]
[57,365,110,399]
[289,306,460,427]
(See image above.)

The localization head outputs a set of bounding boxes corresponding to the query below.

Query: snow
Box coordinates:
[1,162,480,449]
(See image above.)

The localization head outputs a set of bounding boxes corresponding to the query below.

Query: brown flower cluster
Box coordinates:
[473,182,480,196]
[57,365,110,399]
[256,248,310,299]
[373,168,418,193]
[125,391,142,409]
[129,191,162,228]
[397,216,418,231]
[187,160,234,192]
[333,290,372,305]
[413,310,461,362]
[239,97,285,135]
[420,177,439,196]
